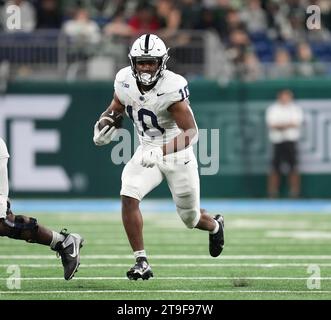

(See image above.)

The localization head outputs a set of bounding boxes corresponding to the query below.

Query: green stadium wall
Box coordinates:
[3,77,331,198]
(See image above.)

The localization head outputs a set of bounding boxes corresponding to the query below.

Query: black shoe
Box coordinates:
[54,229,84,280]
[209,215,224,257]
[127,257,153,281]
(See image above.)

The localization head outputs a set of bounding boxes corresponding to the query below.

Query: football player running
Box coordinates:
[0,138,84,280]
[93,34,224,280]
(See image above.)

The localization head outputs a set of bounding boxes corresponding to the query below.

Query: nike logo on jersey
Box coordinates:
[184,160,191,165]
[157,93,165,96]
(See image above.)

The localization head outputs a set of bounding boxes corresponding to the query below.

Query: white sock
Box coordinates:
[209,220,219,235]
[50,231,65,249]
[134,250,147,260]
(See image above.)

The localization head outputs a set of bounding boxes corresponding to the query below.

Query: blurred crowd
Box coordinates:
[1,0,331,80]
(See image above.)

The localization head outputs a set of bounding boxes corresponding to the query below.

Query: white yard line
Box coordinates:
[1,255,331,260]
[0,289,330,294]
[1,263,331,268]
[0,276,330,280]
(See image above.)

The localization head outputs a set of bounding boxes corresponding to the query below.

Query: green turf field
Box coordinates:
[0,212,330,300]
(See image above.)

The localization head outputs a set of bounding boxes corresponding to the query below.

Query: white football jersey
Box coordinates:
[114,66,192,147]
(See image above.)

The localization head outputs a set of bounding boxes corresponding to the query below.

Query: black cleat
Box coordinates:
[209,214,225,257]
[127,257,153,281]
[54,229,84,280]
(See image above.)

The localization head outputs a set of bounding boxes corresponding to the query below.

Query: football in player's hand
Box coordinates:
[98,111,123,133]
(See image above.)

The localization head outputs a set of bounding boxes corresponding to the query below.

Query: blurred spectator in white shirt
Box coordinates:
[269,48,295,79]
[62,8,101,45]
[295,42,325,77]
[240,0,267,33]
[240,51,263,81]
[266,89,304,198]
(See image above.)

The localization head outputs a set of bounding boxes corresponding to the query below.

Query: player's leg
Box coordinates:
[0,155,83,280]
[162,151,224,257]
[287,142,300,198]
[0,206,84,280]
[289,171,300,198]
[268,143,281,198]
[1,204,52,244]
[121,196,143,257]
[120,146,163,280]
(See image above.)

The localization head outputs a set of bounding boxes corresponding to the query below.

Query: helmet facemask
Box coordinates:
[128,34,169,86]
[129,54,169,86]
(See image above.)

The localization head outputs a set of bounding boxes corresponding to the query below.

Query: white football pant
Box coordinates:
[0,138,9,219]
[120,145,200,228]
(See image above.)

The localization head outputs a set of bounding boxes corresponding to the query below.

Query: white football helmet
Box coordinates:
[128,34,169,86]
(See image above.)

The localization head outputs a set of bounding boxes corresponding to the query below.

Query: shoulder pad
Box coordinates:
[161,70,188,94]
[115,66,131,83]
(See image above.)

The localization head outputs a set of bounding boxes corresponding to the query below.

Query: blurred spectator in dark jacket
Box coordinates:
[211,0,232,37]
[226,28,252,64]
[155,0,181,39]
[36,0,62,29]
[316,0,331,32]
[220,8,246,42]
[103,8,133,38]
[178,0,202,30]
[127,1,160,36]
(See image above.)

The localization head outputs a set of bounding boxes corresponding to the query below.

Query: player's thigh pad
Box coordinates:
[163,158,200,229]
[120,146,163,201]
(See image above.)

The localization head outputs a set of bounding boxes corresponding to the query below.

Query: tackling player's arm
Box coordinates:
[163,100,198,155]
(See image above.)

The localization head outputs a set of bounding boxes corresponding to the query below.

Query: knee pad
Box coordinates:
[177,206,200,229]
[174,190,200,229]
[4,214,38,241]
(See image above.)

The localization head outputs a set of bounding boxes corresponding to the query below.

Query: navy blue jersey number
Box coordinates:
[126,106,165,136]
[179,85,189,101]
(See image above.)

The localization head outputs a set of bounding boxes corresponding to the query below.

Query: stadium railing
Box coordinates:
[0,29,331,81]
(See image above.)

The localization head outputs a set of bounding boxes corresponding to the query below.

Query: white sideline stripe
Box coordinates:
[0,290,330,294]
[0,276,330,280]
[1,263,331,268]
[1,255,331,260]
